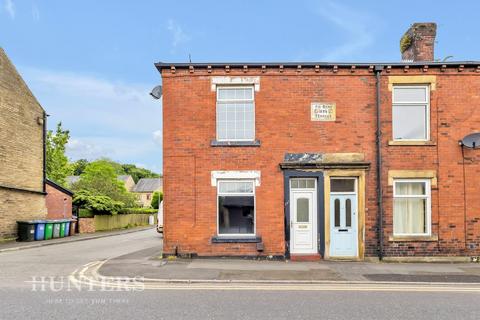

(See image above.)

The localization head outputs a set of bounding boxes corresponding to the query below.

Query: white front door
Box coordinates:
[329,179,358,257]
[290,187,317,254]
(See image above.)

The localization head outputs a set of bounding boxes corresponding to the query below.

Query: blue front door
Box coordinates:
[330,192,358,257]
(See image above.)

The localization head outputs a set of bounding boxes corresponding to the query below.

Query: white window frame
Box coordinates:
[392,85,430,141]
[393,178,431,236]
[216,179,256,237]
[216,86,255,142]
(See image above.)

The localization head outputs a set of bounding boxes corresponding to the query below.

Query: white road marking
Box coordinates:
[65,260,480,293]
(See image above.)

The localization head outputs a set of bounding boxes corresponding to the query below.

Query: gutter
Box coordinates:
[154,60,480,72]
[374,65,384,260]
[43,111,47,193]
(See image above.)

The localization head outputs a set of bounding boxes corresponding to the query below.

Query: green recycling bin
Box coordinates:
[52,221,61,238]
[59,220,66,237]
[44,221,54,240]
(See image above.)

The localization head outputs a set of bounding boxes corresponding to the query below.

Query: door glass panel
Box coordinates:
[334,199,340,227]
[296,198,309,223]
[346,199,352,227]
[291,179,298,188]
[291,179,315,189]
[307,179,315,188]
[331,179,355,192]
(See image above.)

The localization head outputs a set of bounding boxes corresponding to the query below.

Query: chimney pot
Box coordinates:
[400,23,437,62]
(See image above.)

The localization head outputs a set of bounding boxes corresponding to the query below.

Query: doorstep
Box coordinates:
[290,253,322,262]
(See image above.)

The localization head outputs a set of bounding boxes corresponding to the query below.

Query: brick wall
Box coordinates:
[45,183,72,219]
[78,218,95,233]
[0,48,47,239]
[161,65,480,258]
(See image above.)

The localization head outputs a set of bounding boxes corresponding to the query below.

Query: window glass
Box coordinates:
[393,87,427,103]
[393,198,426,234]
[393,180,430,235]
[334,199,340,227]
[291,178,315,189]
[346,199,352,227]
[331,179,355,192]
[217,87,254,141]
[392,86,429,141]
[395,182,426,196]
[218,181,253,194]
[218,196,254,234]
[296,198,309,223]
[393,105,427,140]
[218,180,255,235]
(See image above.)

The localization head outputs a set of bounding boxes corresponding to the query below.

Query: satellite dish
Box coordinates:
[460,132,480,149]
[150,85,162,99]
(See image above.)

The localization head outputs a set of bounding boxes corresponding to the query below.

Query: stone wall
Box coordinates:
[0,48,47,239]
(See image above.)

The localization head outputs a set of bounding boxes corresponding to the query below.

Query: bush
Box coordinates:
[151,191,163,209]
[73,190,124,215]
[118,208,158,215]
[78,208,94,218]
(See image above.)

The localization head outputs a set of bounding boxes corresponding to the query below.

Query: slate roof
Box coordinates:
[132,178,162,193]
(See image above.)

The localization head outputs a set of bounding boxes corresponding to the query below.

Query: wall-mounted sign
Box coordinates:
[311,102,336,121]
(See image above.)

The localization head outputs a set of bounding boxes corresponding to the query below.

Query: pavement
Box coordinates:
[98,247,480,283]
[1,228,480,320]
[0,226,154,253]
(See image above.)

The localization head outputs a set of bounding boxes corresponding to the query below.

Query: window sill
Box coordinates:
[388,234,438,242]
[210,140,261,147]
[388,140,436,146]
[211,236,262,243]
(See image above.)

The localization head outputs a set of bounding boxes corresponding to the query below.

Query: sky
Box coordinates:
[1,0,479,174]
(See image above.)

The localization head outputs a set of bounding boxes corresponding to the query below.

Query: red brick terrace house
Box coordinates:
[156,23,480,261]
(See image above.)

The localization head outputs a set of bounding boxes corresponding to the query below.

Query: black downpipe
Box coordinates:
[42,112,47,193]
[374,66,384,260]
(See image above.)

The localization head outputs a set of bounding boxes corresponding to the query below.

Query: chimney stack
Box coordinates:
[400,23,437,62]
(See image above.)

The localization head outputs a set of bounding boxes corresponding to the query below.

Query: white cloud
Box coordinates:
[19,66,163,171]
[4,0,15,19]
[167,19,190,50]
[314,1,374,61]
[32,4,40,21]
[152,130,162,146]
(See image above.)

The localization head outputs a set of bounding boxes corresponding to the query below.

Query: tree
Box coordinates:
[151,191,163,209]
[72,160,138,208]
[71,159,89,175]
[73,190,123,215]
[46,122,72,186]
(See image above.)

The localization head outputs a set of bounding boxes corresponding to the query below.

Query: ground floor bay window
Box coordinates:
[217,180,255,236]
[393,179,431,236]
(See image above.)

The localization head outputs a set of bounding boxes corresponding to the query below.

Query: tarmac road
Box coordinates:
[1,229,479,320]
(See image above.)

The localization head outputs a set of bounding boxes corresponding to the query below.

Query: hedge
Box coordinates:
[79,208,95,218]
[118,208,158,215]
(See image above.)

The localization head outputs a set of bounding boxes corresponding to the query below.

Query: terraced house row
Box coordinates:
[156,23,480,261]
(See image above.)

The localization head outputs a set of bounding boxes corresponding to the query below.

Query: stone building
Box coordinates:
[0,48,47,239]
[132,178,162,207]
[157,23,480,260]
